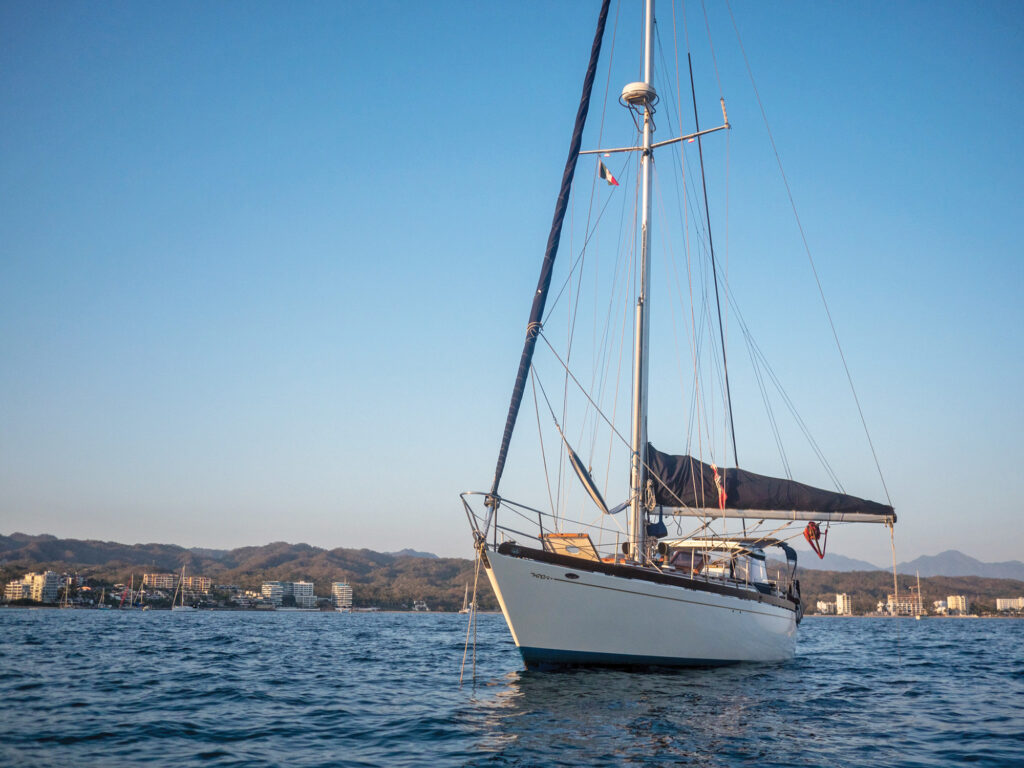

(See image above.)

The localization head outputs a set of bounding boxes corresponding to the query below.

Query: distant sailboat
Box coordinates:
[118,574,136,609]
[171,565,196,612]
[459,584,471,614]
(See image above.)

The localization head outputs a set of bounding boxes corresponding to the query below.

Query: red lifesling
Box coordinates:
[803,521,828,559]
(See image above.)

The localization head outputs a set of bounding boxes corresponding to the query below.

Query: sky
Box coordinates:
[1,1,1021,565]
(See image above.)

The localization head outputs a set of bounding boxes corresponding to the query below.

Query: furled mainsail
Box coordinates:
[647,444,895,518]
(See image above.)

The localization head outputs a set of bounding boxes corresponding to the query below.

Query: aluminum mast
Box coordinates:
[627,0,656,562]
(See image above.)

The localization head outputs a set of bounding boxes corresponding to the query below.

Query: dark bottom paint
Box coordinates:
[518,646,739,670]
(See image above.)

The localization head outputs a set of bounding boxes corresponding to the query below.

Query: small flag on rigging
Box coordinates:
[598,160,619,187]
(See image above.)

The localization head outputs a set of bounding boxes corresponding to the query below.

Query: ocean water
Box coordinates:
[0,610,1021,767]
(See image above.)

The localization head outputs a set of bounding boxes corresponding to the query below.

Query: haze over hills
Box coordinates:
[796,548,1024,581]
[797,553,882,572]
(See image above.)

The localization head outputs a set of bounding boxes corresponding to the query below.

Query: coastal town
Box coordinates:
[813,590,1024,617]
[4,567,1023,617]
[1,570,370,612]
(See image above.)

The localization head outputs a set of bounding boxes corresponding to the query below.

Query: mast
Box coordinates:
[627,0,656,562]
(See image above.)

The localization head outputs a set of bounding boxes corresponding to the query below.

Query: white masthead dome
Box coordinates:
[620,81,658,107]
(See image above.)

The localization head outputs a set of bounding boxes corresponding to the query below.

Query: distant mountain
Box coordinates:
[795,553,881,572]
[788,548,1024,580]
[387,549,438,559]
[896,550,1024,581]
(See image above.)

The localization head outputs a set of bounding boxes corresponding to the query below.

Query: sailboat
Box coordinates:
[118,574,135,609]
[171,565,196,612]
[459,584,471,615]
[461,0,895,668]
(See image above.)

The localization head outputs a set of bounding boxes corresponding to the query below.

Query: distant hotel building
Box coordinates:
[3,571,60,603]
[996,597,1024,611]
[332,582,353,610]
[144,573,210,593]
[262,582,284,606]
[183,576,211,593]
[261,581,317,608]
[4,581,31,601]
[143,573,178,590]
[291,581,315,608]
[835,593,853,616]
[886,593,922,616]
[947,595,970,615]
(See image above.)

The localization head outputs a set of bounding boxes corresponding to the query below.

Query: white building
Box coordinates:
[36,572,61,603]
[836,593,853,616]
[261,580,317,608]
[947,595,970,615]
[332,582,353,609]
[886,593,921,616]
[816,600,836,615]
[261,582,284,607]
[291,581,316,609]
[996,597,1024,611]
[4,572,61,603]
[4,581,31,601]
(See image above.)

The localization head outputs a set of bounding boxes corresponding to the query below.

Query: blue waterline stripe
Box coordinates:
[518,645,738,668]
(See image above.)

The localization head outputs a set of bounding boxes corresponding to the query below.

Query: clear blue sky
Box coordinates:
[1,1,1021,564]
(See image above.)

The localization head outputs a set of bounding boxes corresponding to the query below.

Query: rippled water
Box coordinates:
[1,610,1021,767]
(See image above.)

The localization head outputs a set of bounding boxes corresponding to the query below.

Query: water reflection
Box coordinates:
[469,664,794,766]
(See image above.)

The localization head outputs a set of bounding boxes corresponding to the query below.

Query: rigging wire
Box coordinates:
[686,51,739,472]
[581,0,626,494]
[458,552,482,687]
[723,0,893,508]
[597,160,639,507]
[530,368,559,525]
[668,1,845,494]
[889,523,903,665]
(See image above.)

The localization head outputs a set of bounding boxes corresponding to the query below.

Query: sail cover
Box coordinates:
[647,444,894,517]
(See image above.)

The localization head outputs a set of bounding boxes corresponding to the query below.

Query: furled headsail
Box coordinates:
[647,444,895,522]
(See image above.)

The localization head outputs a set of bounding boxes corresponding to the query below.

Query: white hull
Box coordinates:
[171,605,196,612]
[486,549,797,667]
